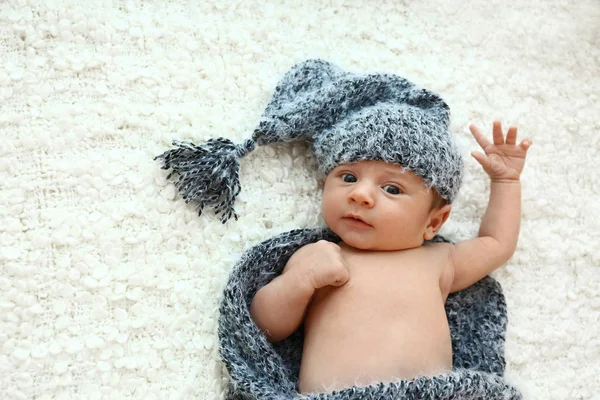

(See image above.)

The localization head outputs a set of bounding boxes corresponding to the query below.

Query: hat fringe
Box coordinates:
[155,138,256,223]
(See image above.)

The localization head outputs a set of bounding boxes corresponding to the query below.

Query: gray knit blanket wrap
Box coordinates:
[218,228,522,399]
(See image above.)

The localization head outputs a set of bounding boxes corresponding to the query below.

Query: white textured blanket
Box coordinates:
[1,1,598,399]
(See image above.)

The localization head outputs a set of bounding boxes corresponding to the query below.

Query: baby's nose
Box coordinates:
[348,185,375,207]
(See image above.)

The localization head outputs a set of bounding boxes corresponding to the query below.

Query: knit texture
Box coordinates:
[218,228,522,399]
[157,59,464,223]
[254,59,464,203]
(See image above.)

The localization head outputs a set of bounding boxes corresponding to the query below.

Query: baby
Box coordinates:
[250,121,532,394]
[155,59,532,397]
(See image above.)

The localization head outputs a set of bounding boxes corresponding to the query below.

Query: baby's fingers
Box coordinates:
[492,121,505,145]
[519,138,533,152]
[471,151,490,169]
[469,124,491,150]
[505,126,518,145]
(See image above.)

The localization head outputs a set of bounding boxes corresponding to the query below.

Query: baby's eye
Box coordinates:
[341,173,357,183]
[383,185,401,195]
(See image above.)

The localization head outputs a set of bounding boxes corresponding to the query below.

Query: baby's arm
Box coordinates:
[250,260,315,342]
[250,240,350,342]
[449,121,532,292]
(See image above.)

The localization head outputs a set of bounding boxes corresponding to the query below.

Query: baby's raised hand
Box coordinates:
[287,240,350,289]
[469,121,532,181]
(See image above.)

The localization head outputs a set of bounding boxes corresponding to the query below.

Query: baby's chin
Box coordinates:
[329,228,369,249]
[335,232,386,251]
[336,230,423,251]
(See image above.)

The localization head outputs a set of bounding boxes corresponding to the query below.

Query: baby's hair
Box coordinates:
[430,189,446,211]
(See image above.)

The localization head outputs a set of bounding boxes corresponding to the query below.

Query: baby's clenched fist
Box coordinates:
[286,240,350,289]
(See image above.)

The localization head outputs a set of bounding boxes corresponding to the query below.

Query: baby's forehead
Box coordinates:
[336,160,422,181]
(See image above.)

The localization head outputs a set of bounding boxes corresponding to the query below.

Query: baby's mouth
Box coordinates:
[342,215,372,228]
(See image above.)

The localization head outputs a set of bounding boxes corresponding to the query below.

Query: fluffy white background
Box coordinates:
[1,0,599,399]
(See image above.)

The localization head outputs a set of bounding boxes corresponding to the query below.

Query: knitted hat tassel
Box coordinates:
[155,137,256,223]
[155,59,464,224]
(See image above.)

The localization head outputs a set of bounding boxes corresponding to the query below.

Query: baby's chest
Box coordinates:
[348,250,440,287]
[308,249,447,322]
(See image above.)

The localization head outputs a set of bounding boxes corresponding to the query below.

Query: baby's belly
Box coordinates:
[299,268,452,394]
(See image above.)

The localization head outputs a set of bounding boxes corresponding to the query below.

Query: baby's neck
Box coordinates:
[338,240,426,253]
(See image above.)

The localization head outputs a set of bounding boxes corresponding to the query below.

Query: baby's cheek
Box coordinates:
[321,201,340,228]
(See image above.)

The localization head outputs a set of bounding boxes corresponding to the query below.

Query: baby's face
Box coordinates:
[321,160,443,251]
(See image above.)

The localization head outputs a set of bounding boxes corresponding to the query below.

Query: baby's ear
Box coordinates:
[424,204,452,240]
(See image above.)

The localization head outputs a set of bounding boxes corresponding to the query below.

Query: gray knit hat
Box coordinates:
[156,59,464,223]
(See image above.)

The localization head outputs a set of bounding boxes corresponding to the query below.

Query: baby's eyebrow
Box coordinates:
[382,169,404,176]
[381,169,408,179]
[381,170,424,187]
[337,165,413,182]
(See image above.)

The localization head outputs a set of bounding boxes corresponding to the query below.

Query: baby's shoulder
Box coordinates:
[421,241,454,257]
[421,242,455,296]
[386,242,454,267]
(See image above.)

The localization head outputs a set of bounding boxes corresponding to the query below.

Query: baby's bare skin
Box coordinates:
[250,121,532,395]
[299,242,454,393]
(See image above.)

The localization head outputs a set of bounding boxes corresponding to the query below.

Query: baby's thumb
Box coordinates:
[471,151,489,168]
[331,268,350,287]
[331,277,349,287]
